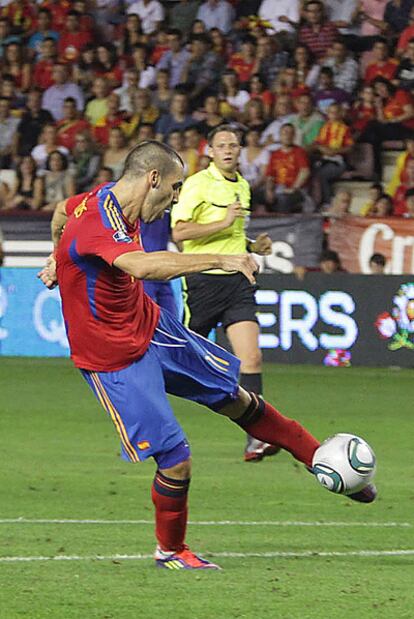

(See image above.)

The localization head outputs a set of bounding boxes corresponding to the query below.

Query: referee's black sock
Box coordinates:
[240,373,262,396]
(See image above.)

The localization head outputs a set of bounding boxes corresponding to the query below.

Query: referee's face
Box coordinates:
[208,131,241,176]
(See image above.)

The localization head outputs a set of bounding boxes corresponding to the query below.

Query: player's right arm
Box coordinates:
[113,251,258,285]
[51,199,69,248]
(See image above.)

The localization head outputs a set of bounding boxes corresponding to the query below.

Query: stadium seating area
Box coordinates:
[1,0,414,235]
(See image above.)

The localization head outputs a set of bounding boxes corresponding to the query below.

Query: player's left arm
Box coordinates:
[37,199,69,288]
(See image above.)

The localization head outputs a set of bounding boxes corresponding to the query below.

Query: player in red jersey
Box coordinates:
[39,141,376,570]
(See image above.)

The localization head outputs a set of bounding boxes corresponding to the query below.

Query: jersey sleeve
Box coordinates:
[170,174,206,226]
[75,211,142,266]
[65,191,89,216]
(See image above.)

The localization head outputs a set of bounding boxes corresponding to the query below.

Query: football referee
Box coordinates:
[171,124,278,462]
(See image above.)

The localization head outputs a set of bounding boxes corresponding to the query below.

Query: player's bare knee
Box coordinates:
[239,349,262,373]
[160,458,192,480]
[218,387,251,419]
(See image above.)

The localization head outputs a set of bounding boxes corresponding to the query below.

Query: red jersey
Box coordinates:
[58,31,93,63]
[266,146,309,188]
[227,54,255,83]
[383,90,414,128]
[33,59,55,90]
[57,184,160,371]
[56,118,90,150]
[364,59,399,84]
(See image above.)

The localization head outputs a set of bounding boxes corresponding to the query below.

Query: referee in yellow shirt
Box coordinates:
[171,124,278,462]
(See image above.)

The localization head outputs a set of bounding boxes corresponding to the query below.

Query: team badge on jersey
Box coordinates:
[113,230,132,244]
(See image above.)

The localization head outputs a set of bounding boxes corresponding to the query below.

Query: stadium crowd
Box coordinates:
[0,0,414,226]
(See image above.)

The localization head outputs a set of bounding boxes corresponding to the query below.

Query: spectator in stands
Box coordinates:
[350,84,377,138]
[261,94,295,149]
[369,252,386,272]
[323,0,359,38]
[227,35,257,86]
[243,99,268,132]
[325,188,352,217]
[396,38,414,91]
[256,35,289,89]
[118,13,144,57]
[94,166,114,185]
[360,182,383,214]
[364,39,399,83]
[290,44,320,90]
[196,94,224,137]
[357,0,388,42]
[393,158,414,214]
[94,92,127,147]
[258,0,300,35]
[273,67,310,102]
[33,38,58,92]
[314,67,350,115]
[41,63,84,121]
[151,69,173,114]
[156,29,190,89]
[320,249,344,273]
[184,126,206,158]
[27,8,58,59]
[209,27,230,61]
[58,10,92,65]
[291,93,324,149]
[85,78,110,127]
[0,97,19,168]
[56,97,90,151]
[31,123,69,170]
[384,0,413,38]
[387,135,414,195]
[248,74,273,117]
[219,69,250,119]
[323,39,359,94]
[136,122,156,143]
[114,68,139,115]
[130,44,156,89]
[16,88,54,157]
[42,150,75,211]
[239,127,270,210]
[41,0,70,33]
[362,192,393,215]
[126,0,165,35]
[95,43,123,89]
[396,5,414,55]
[180,34,221,104]
[299,1,339,62]
[313,102,354,206]
[402,186,414,217]
[101,126,129,181]
[362,77,414,178]
[2,42,31,94]
[0,18,21,59]
[167,129,199,177]
[122,88,160,139]
[265,123,311,213]
[196,0,235,35]
[2,0,35,36]
[155,90,195,141]
[3,155,44,210]
[169,0,201,36]
[71,131,100,192]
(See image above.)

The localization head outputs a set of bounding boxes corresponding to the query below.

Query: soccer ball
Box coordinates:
[312,433,376,495]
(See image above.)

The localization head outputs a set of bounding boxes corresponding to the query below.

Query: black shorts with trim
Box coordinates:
[183,272,258,338]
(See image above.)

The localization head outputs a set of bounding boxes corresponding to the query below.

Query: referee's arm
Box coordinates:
[172,201,244,242]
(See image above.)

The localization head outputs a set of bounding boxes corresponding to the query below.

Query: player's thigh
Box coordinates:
[226,320,262,372]
[81,348,185,463]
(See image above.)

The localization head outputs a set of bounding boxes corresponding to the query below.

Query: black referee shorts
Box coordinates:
[183,272,258,338]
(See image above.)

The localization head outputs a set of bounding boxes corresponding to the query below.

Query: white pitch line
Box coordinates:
[0,518,411,528]
[0,550,414,564]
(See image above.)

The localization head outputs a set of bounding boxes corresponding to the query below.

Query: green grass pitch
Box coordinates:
[0,358,413,619]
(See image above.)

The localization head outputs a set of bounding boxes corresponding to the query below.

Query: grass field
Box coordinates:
[0,358,413,619]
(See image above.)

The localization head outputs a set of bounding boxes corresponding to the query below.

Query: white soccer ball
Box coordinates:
[312,433,376,495]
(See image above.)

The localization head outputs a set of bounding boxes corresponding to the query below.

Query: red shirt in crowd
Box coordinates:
[266,146,310,188]
[383,90,414,128]
[56,118,91,150]
[227,53,256,83]
[33,59,55,90]
[364,59,399,83]
[58,31,93,64]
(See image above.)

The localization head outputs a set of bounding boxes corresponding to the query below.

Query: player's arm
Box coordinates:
[113,250,258,284]
[172,201,244,242]
[51,198,69,248]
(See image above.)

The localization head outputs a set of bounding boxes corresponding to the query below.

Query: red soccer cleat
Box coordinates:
[244,437,281,462]
[155,545,221,570]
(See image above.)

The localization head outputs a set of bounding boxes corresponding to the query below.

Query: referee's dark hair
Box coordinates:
[207,124,243,146]
[121,140,184,179]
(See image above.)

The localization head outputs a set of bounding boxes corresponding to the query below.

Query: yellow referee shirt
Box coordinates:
[171,162,251,261]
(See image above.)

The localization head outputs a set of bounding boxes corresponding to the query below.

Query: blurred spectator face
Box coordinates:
[41,38,56,60]
[63,99,77,120]
[38,11,52,31]
[305,2,323,26]
[171,93,188,115]
[361,86,375,105]
[27,90,42,113]
[250,75,264,94]
[96,167,114,183]
[256,36,272,58]
[1,79,15,99]
[294,45,310,67]
[126,14,141,32]
[184,127,200,149]
[108,127,125,149]
[332,41,346,63]
[48,151,66,172]
[320,257,340,274]
[246,99,264,120]
[280,68,297,89]
[132,46,147,65]
[167,130,184,151]
[133,89,150,110]
[372,41,388,62]
[297,94,313,117]
[0,98,10,119]
[368,185,382,203]
[74,1,86,14]
[20,156,36,176]
[245,129,260,147]
[66,13,79,33]
[74,133,89,152]
[369,256,386,273]
[327,104,342,122]
[204,95,219,115]
[374,80,391,99]
[319,70,334,90]
[241,40,256,59]
[190,39,207,59]
[332,190,351,215]
[373,196,393,217]
[5,43,21,63]
[137,124,154,142]
[208,130,241,173]
[191,20,206,35]
[280,124,295,147]
[52,65,68,85]
[222,70,238,90]
[107,93,120,114]
[97,46,112,66]
[126,69,139,89]
[210,28,224,49]
[198,154,210,169]
[42,125,58,144]
[274,95,292,118]
[167,32,181,53]
[92,78,108,98]
[156,70,169,89]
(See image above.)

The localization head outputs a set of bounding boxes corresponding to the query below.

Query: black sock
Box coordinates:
[240,373,262,396]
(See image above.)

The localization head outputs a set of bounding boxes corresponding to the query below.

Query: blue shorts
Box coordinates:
[143,280,178,317]
[81,309,240,463]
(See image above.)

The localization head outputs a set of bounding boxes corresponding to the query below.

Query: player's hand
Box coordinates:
[223,201,244,227]
[219,254,259,284]
[250,233,272,256]
[37,253,58,289]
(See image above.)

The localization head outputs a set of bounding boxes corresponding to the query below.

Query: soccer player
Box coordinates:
[171,124,277,462]
[39,140,376,571]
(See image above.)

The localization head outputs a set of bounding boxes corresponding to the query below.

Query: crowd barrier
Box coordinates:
[1,269,413,367]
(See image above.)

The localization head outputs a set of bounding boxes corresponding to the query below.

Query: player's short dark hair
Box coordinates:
[121,140,183,180]
[369,253,386,266]
[207,124,242,146]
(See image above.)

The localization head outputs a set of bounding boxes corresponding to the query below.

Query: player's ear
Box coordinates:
[207,146,213,159]
[149,169,161,189]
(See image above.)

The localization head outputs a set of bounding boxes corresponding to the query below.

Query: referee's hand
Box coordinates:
[223,201,245,227]
[219,254,259,284]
